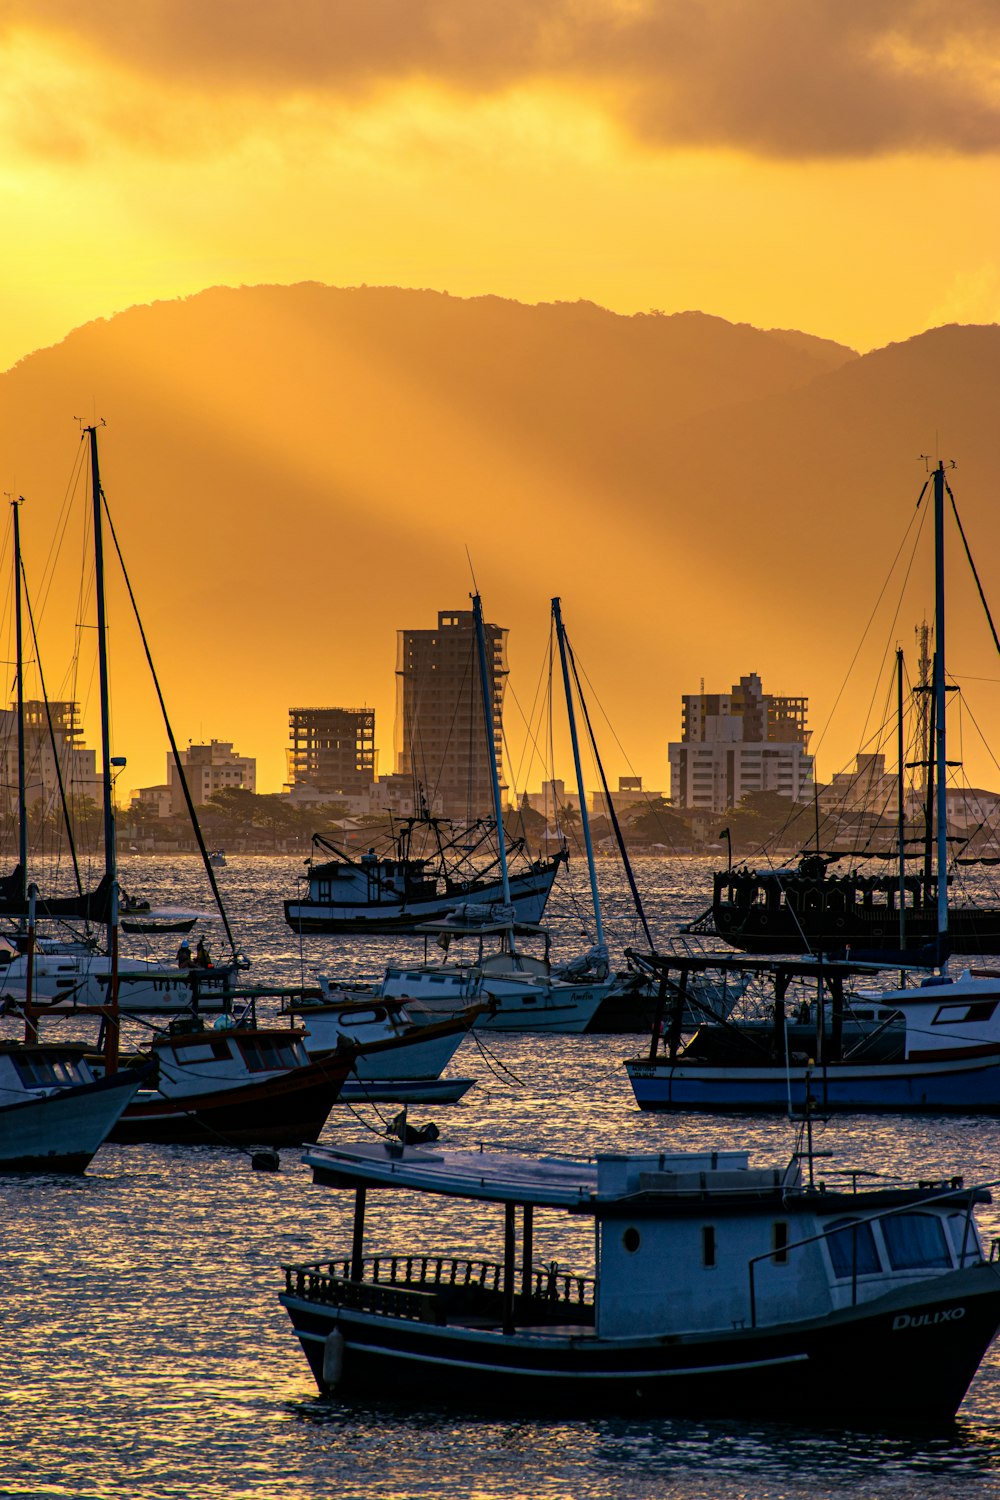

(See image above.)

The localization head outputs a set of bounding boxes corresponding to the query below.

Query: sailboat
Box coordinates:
[0,496,146,1170]
[625,463,1000,1112]
[704,469,1000,958]
[15,426,369,1147]
[313,594,614,1033]
[1,429,235,1020]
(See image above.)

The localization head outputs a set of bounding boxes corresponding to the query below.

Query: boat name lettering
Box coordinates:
[892,1307,965,1331]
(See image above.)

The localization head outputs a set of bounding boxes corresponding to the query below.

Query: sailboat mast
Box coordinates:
[896,646,906,977]
[552,597,605,952]
[932,462,948,950]
[86,426,117,888]
[471,593,511,907]
[11,498,26,903]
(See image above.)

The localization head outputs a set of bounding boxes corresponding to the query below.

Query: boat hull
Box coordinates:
[712,895,1000,957]
[0,1068,146,1173]
[625,1053,1000,1112]
[109,1055,352,1146]
[281,1263,1000,1422]
[338,1077,474,1104]
[285,866,559,936]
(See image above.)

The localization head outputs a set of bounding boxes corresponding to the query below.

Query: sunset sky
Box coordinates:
[3,1,1000,373]
[3,2,1000,800]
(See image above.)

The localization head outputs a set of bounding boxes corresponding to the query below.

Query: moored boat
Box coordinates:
[107,1023,356,1146]
[285,822,565,936]
[288,995,481,1084]
[280,1136,1000,1421]
[0,1041,147,1172]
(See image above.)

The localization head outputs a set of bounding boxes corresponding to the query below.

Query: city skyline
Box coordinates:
[2,6,1000,800]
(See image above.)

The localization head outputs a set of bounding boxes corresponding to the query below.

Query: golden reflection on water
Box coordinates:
[2,857,1000,1497]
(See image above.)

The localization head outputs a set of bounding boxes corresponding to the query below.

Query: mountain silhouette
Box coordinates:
[1,283,997,794]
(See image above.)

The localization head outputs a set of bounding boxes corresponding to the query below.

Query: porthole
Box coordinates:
[622,1226,641,1254]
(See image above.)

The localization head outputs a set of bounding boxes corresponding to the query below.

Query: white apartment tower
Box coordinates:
[169,740,256,815]
[668,672,813,813]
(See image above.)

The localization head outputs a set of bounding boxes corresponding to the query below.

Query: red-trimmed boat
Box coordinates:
[108,1023,356,1146]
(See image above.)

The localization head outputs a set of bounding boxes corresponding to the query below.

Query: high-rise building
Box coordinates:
[169,740,256,814]
[395,609,507,819]
[0,700,98,813]
[286,708,376,798]
[669,672,813,813]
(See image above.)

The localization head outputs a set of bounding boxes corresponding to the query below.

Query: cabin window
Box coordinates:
[932,1001,998,1026]
[238,1036,301,1073]
[882,1212,951,1270]
[702,1225,716,1268]
[825,1218,881,1278]
[173,1044,215,1064]
[947,1212,981,1266]
[12,1055,84,1088]
[772,1221,789,1265]
[622,1227,641,1254]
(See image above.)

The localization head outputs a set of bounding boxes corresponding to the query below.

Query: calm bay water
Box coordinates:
[4,855,1000,1499]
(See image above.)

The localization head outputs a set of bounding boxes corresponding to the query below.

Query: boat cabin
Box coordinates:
[286,1141,988,1344]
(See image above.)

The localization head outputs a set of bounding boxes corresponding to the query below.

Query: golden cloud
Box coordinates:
[3,0,1000,159]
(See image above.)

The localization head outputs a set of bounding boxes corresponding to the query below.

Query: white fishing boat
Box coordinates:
[0,1040,146,1172]
[319,919,613,1035]
[287,995,480,1102]
[285,820,564,936]
[281,1133,1000,1421]
[0,939,233,1014]
[313,594,617,1035]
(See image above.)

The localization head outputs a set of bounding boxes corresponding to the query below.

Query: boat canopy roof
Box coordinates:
[302,1141,785,1209]
[416,917,546,938]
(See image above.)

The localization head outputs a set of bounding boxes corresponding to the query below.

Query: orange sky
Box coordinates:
[2,2,1000,796]
[2,1,1000,375]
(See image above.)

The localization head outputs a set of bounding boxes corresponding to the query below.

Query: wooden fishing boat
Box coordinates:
[281,1136,1000,1421]
[107,1024,355,1146]
[0,1041,147,1172]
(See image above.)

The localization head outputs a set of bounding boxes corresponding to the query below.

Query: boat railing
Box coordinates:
[284,1253,595,1324]
[746,1182,985,1328]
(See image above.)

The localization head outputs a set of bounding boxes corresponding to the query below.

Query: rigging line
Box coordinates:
[566,631,654,951]
[468,1025,525,1086]
[503,645,551,801]
[35,441,88,626]
[99,497,242,965]
[810,489,929,766]
[845,507,931,814]
[948,483,1000,658]
[20,563,85,898]
[850,665,903,862]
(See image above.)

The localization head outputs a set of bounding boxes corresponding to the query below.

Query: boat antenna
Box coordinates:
[931,460,952,962]
[465,546,480,594]
[81,424,116,892]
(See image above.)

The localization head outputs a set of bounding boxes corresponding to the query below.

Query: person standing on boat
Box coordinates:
[176,939,192,968]
[195,937,211,968]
